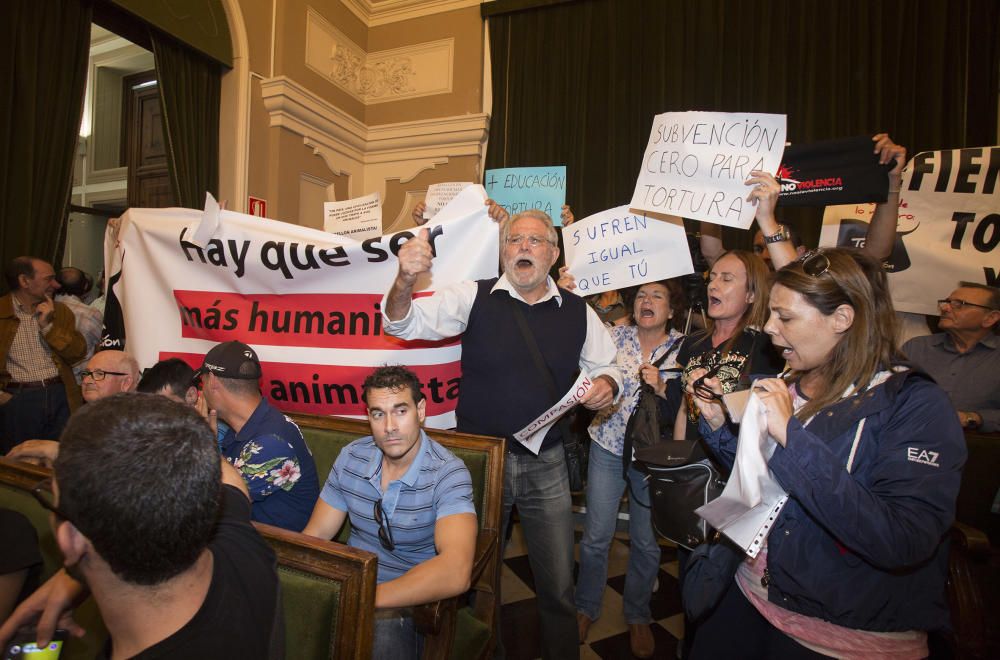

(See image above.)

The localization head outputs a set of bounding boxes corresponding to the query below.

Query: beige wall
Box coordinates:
[228,0,489,228]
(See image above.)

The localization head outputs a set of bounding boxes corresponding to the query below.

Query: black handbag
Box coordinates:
[506,298,590,492]
[621,336,682,478]
[635,442,727,550]
[681,530,743,623]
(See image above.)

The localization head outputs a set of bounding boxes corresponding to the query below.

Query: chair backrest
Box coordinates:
[288,413,505,538]
[0,457,378,660]
[254,521,377,660]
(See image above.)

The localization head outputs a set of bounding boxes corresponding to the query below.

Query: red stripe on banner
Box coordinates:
[162,352,461,417]
[172,291,457,350]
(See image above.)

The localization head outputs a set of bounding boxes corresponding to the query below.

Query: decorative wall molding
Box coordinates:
[306,7,453,105]
[340,0,483,27]
[260,75,488,202]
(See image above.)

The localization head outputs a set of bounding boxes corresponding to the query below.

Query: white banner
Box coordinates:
[820,146,1000,315]
[513,372,594,454]
[563,205,694,296]
[630,111,786,229]
[107,192,499,428]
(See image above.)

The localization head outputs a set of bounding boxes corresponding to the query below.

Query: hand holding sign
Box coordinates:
[396,228,434,285]
[580,375,616,410]
[872,133,906,175]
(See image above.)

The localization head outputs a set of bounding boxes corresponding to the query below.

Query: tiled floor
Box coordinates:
[500,519,684,660]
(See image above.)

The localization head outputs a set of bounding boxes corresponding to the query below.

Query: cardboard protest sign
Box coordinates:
[423,182,473,219]
[484,165,567,224]
[105,198,500,428]
[630,111,786,229]
[324,192,382,240]
[778,135,893,207]
[563,205,694,296]
[819,146,1000,315]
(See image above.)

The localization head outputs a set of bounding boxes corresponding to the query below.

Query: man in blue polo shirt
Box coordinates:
[303,365,477,660]
[198,340,319,532]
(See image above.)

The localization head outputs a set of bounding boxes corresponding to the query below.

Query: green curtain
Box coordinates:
[486,0,1000,246]
[151,31,221,210]
[0,0,92,273]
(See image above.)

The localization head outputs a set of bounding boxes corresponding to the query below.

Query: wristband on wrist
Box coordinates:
[764,226,790,244]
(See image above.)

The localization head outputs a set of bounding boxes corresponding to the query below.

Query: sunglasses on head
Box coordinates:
[797,250,831,278]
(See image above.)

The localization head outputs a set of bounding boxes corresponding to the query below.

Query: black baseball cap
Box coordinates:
[196,341,262,380]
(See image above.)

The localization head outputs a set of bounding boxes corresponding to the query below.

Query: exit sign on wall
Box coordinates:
[248,196,267,217]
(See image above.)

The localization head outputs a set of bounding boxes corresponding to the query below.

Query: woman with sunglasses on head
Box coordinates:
[687,248,965,659]
[559,278,687,657]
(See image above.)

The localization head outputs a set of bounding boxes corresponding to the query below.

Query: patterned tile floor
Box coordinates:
[500,521,683,660]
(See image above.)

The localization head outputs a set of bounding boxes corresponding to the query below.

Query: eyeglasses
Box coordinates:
[80,369,128,381]
[373,498,395,551]
[798,250,831,278]
[692,363,724,401]
[937,298,998,312]
[31,478,74,524]
[505,235,553,248]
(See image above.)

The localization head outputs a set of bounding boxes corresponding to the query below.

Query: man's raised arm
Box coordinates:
[384,228,434,322]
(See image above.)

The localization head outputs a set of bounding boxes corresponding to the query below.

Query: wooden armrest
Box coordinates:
[951,521,991,559]
[413,529,499,635]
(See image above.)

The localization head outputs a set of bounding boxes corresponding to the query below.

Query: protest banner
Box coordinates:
[324,191,382,240]
[563,205,694,296]
[423,182,473,219]
[484,165,567,224]
[105,188,499,428]
[778,135,893,207]
[819,146,1000,315]
[630,111,786,229]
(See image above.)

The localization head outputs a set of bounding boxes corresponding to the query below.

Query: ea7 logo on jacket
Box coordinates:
[907,447,940,467]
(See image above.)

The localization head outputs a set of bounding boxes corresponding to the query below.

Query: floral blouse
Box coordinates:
[589,325,685,457]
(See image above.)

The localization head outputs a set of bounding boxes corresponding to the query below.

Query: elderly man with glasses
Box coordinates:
[6,350,140,467]
[303,365,476,660]
[903,282,1000,431]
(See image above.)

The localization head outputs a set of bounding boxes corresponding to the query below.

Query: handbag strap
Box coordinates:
[506,296,560,401]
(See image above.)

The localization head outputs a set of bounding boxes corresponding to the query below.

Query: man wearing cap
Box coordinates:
[1,256,86,452]
[198,340,320,532]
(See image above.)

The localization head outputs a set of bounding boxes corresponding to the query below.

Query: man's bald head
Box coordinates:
[82,350,140,403]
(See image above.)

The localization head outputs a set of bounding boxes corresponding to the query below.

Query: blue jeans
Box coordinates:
[575,441,661,624]
[500,442,578,659]
[373,611,423,660]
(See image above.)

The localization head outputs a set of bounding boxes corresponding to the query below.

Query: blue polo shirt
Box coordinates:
[320,430,476,583]
[220,398,320,532]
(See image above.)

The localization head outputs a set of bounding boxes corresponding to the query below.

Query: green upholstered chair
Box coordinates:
[288,413,506,660]
[0,457,378,660]
[254,522,377,660]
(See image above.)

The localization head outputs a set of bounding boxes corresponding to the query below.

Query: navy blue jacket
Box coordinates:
[701,368,965,632]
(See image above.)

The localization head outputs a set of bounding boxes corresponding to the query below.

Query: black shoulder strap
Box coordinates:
[506,296,560,400]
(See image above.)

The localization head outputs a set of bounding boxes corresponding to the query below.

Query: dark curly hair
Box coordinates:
[361,365,425,404]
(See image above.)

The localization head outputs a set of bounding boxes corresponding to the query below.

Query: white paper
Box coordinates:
[189,192,222,247]
[630,111,786,229]
[324,192,382,240]
[513,372,595,454]
[423,182,473,219]
[431,183,489,224]
[695,390,789,557]
[563,205,694,296]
